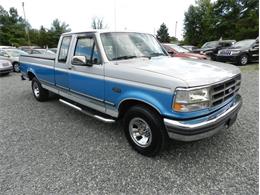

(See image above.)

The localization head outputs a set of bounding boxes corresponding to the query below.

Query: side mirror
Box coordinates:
[71,56,92,66]
[3,53,9,57]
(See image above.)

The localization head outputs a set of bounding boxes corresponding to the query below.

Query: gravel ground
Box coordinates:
[0,69,258,194]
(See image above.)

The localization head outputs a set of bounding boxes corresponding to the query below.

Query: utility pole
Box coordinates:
[114,0,117,31]
[175,21,178,38]
[22,2,31,45]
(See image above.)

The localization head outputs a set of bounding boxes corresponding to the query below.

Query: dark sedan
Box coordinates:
[216,38,259,65]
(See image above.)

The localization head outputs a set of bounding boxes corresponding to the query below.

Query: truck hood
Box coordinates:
[132,57,240,87]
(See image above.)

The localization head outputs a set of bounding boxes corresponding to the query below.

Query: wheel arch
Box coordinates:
[118,98,162,119]
[27,71,36,80]
[12,61,19,65]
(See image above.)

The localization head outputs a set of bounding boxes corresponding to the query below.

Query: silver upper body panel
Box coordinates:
[21,31,241,94]
[104,56,240,92]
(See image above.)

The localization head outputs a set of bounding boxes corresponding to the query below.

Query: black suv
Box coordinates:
[194,40,236,60]
[216,38,259,65]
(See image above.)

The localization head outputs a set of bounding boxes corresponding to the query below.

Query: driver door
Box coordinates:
[69,34,105,108]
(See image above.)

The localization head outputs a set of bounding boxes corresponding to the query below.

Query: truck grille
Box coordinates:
[2,62,10,67]
[211,74,241,107]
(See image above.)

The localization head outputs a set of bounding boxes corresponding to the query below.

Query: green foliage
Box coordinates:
[0,6,28,46]
[0,6,71,48]
[91,17,107,29]
[170,36,178,43]
[156,23,171,43]
[184,0,259,46]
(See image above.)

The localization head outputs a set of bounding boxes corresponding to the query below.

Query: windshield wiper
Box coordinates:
[112,55,150,60]
[149,52,165,58]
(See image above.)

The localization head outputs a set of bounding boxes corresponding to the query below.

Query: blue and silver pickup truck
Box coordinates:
[20,31,242,156]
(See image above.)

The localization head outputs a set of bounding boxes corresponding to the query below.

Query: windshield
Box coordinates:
[166,44,189,53]
[202,41,218,48]
[100,32,167,61]
[233,40,255,48]
[5,49,28,57]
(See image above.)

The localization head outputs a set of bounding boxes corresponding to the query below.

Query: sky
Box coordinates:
[1,0,196,40]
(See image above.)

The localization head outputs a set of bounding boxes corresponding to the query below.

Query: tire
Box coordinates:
[210,54,216,61]
[0,73,9,76]
[13,62,20,72]
[238,54,248,65]
[31,77,49,101]
[123,105,168,156]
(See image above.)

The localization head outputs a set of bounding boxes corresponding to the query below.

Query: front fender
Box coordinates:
[105,82,174,116]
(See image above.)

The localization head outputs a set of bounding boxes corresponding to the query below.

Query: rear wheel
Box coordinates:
[123,105,168,156]
[31,77,49,101]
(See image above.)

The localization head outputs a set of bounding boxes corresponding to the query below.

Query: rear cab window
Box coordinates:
[58,36,72,63]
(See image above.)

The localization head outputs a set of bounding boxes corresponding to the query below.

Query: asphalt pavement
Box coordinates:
[0,69,258,194]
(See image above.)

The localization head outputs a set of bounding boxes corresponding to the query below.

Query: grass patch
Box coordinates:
[239,63,259,72]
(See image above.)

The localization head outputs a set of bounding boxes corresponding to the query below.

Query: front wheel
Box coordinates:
[123,105,168,156]
[31,78,49,101]
[13,62,20,72]
[238,54,248,65]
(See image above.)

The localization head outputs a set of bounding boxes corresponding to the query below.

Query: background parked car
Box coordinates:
[19,46,41,53]
[162,43,208,60]
[0,59,13,75]
[0,46,15,49]
[216,38,259,65]
[0,48,28,72]
[182,45,198,52]
[193,40,236,60]
[49,48,57,53]
[26,48,56,55]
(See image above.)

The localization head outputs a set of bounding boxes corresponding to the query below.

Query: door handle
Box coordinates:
[68,66,74,70]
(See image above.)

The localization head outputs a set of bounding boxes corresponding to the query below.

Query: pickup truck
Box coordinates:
[20,31,242,156]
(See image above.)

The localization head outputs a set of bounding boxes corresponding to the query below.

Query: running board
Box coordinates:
[59,99,115,123]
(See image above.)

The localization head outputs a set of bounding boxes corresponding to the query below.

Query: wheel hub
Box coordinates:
[241,56,248,65]
[129,117,152,148]
[33,82,40,97]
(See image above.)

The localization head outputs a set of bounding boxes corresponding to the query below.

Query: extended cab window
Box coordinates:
[58,36,71,63]
[74,37,100,64]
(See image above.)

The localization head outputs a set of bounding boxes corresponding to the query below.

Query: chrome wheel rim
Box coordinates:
[129,117,152,148]
[14,63,19,72]
[33,82,40,97]
[241,56,248,65]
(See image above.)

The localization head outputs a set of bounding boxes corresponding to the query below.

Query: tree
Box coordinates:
[183,0,216,46]
[0,6,28,46]
[91,17,106,29]
[183,0,259,46]
[214,0,258,40]
[0,6,72,47]
[156,23,170,43]
[49,19,71,48]
[170,36,178,43]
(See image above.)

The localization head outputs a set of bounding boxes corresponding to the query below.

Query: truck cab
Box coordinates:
[20,31,242,156]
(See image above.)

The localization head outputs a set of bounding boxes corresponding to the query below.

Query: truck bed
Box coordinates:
[20,54,56,84]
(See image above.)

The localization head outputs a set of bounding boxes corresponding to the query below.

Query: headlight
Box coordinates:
[173,88,210,112]
[188,56,199,59]
[230,51,240,55]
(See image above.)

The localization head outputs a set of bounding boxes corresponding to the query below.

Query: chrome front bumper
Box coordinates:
[164,94,242,141]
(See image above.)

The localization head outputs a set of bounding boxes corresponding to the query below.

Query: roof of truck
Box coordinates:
[62,29,153,36]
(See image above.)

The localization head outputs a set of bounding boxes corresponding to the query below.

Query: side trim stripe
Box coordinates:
[70,89,103,102]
